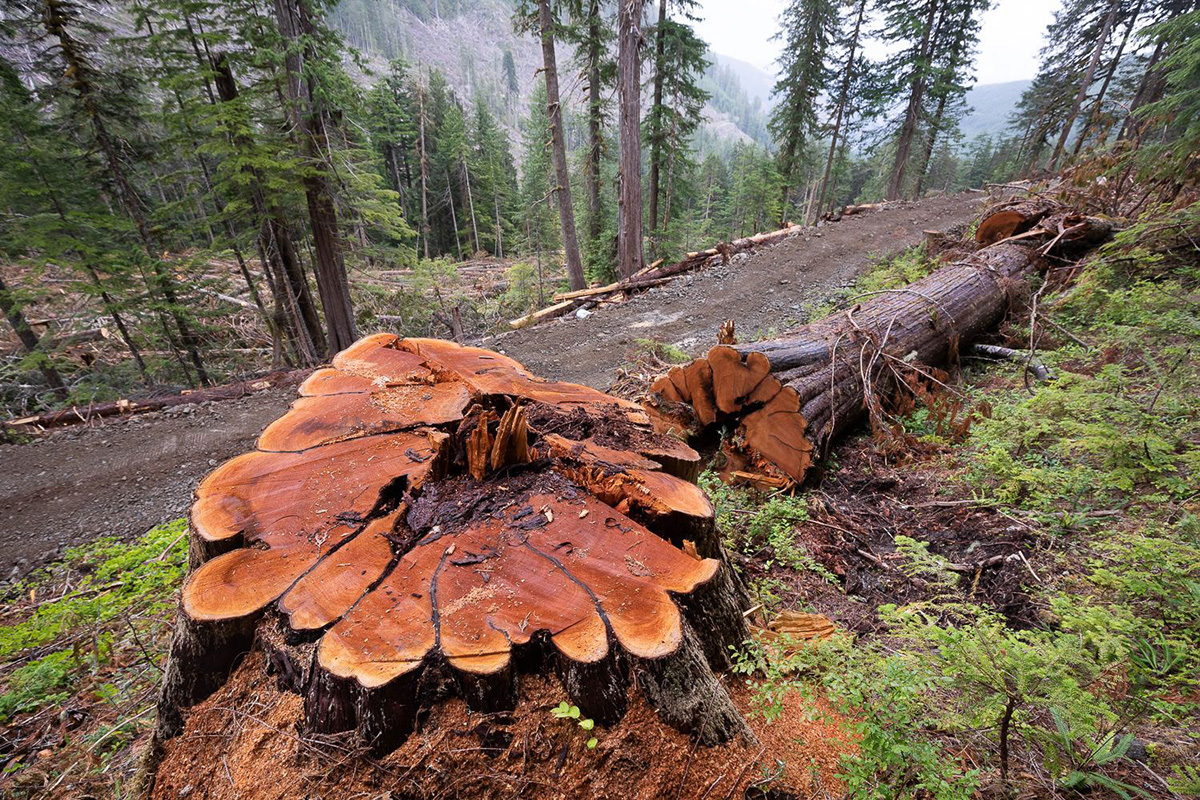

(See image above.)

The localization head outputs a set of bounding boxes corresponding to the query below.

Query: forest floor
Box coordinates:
[2,192,1196,799]
[0,192,983,578]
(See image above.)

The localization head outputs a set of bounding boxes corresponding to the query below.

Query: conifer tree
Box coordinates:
[31,0,212,385]
[812,0,871,222]
[770,0,840,221]
[616,0,646,278]
[516,0,586,289]
[644,0,709,256]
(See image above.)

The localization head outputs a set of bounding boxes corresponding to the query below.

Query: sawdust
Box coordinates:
[150,651,857,799]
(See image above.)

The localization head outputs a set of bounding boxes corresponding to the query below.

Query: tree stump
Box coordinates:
[155,335,751,756]
[644,202,1114,484]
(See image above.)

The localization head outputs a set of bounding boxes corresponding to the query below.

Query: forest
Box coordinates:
[0,0,1190,416]
[0,0,1198,797]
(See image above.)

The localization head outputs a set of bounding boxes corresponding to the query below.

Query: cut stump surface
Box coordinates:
[158,334,749,757]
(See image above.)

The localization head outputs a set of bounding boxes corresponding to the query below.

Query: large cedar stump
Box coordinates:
[155,335,751,758]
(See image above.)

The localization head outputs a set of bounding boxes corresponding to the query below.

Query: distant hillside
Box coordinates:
[958,79,1031,141]
[711,53,777,109]
[699,51,772,149]
[329,1,774,156]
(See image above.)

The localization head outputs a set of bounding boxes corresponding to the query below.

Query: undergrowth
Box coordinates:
[731,204,1200,799]
[0,520,186,796]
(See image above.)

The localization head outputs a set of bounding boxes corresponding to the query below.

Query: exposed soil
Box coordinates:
[0,389,294,577]
[0,193,983,579]
[493,192,985,386]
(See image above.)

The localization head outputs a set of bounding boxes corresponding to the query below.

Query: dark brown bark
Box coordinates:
[536,0,587,290]
[617,0,646,278]
[645,202,1114,483]
[646,0,668,254]
[209,53,326,364]
[0,275,69,401]
[585,0,604,244]
[273,0,358,355]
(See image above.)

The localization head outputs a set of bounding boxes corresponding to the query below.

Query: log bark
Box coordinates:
[154,334,750,757]
[643,202,1113,484]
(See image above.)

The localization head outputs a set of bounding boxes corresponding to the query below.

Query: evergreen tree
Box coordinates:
[770,0,840,220]
[616,0,646,278]
[516,0,587,289]
[644,0,710,257]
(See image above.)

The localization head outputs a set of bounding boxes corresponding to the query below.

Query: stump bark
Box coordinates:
[644,201,1113,484]
[156,334,751,755]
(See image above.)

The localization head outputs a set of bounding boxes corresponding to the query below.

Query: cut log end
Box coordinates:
[640,201,1113,485]
[158,335,749,759]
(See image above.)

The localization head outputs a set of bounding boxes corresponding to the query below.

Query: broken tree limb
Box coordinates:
[3,370,308,430]
[155,334,750,758]
[643,201,1113,484]
[969,343,1054,382]
[515,224,803,330]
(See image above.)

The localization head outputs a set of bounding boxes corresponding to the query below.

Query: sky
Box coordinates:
[693,0,1063,86]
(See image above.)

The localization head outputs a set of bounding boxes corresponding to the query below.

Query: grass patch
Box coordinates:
[0,520,187,794]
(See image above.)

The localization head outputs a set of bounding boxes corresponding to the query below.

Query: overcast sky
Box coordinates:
[693,0,1063,86]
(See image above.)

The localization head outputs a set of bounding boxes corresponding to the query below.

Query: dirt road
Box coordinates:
[494,192,984,385]
[0,193,983,576]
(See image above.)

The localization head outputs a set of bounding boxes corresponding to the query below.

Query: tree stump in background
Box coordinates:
[155,334,750,756]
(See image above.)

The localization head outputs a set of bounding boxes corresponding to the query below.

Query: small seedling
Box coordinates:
[551,701,598,749]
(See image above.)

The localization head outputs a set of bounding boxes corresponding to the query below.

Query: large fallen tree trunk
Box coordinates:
[153,335,750,764]
[644,201,1113,484]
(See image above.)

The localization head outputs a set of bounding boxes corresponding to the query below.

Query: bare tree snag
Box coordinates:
[155,334,750,756]
[644,202,1113,484]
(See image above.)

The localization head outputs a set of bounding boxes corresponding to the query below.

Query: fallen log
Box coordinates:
[514,224,802,330]
[155,334,750,759]
[643,201,1113,484]
[3,369,308,430]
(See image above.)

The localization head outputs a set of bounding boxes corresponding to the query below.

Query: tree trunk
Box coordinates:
[617,0,646,278]
[209,53,326,365]
[537,0,587,290]
[446,169,464,261]
[647,0,668,255]
[886,0,940,201]
[1073,0,1142,157]
[1050,0,1120,170]
[1118,38,1166,142]
[153,335,750,756]
[418,79,432,260]
[813,0,866,225]
[462,158,480,255]
[0,275,69,401]
[586,0,604,244]
[645,201,1113,483]
[273,0,358,355]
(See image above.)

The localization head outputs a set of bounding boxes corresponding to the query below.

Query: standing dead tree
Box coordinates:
[153,334,751,761]
[643,200,1113,484]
